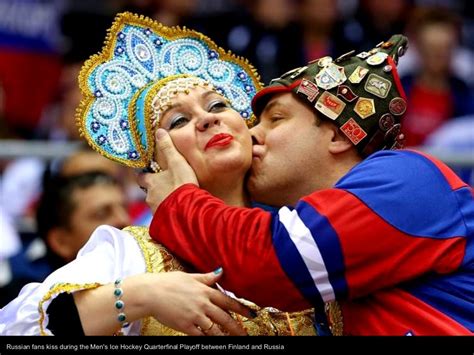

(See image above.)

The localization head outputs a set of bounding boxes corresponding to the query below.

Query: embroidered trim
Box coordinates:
[325,301,344,336]
[38,282,102,336]
[123,226,185,335]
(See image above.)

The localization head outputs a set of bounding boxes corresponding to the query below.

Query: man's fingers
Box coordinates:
[154,128,181,170]
[207,305,247,336]
[212,290,256,320]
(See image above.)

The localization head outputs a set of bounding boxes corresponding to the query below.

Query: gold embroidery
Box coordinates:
[285,312,295,336]
[125,226,318,336]
[38,282,102,336]
[234,307,316,336]
[325,301,344,336]
[124,226,184,336]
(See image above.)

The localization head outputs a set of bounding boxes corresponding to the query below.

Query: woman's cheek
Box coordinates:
[169,133,192,157]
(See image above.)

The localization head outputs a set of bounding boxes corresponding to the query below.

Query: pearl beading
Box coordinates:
[151,77,212,127]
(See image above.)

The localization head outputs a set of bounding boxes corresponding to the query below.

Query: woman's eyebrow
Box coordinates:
[160,102,182,119]
[160,90,219,123]
[201,90,220,100]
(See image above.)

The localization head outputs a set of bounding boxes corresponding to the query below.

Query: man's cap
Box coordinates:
[252,34,409,157]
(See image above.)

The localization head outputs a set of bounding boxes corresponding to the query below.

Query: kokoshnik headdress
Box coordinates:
[76,12,262,169]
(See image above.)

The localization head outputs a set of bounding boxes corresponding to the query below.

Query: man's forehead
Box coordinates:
[263,93,294,113]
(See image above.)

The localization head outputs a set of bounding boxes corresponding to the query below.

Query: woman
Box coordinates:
[0,13,316,336]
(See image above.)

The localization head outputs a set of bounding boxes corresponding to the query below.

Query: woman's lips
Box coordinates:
[205,133,234,150]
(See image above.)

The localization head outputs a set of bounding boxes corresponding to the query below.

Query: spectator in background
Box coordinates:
[401,7,474,147]
[59,148,123,179]
[35,171,130,268]
[59,146,151,227]
[0,149,131,308]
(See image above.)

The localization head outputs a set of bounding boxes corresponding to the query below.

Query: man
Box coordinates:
[139,35,473,335]
[36,171,131,266]
[0,170,130,307]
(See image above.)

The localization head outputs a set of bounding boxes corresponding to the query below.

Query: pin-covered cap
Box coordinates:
[252,34,409,156]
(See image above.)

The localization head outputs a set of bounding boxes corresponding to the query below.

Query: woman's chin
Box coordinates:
[203,159,249,179]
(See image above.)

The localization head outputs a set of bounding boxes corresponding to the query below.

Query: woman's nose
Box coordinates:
[197,114,221,131]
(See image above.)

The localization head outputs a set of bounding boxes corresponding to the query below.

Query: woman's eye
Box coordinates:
[169,116,189,130]
[209,100,229,112]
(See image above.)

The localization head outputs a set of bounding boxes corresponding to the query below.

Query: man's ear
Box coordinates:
[47,228,74,261]
[327,124,353,154]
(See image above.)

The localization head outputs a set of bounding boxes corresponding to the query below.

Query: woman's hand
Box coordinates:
[146,269,250,335]
[74,269,251,335]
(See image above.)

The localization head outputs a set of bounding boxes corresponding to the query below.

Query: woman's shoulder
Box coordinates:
[123,226,185,274]
[77,225,139,256]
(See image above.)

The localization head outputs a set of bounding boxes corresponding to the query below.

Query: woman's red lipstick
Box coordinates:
[205,133,234,150]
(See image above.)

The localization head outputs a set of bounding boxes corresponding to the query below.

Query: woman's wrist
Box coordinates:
[125,273,157,320]
[73,273,156,335]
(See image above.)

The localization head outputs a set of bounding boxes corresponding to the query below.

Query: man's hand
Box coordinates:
[137,128,198,212]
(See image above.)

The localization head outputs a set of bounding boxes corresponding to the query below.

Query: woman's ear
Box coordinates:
[328,124,353,154]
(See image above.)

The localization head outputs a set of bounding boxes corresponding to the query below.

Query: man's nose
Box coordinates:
[250,125,264,145]
[111,207,131,229]
[197,114,221,131]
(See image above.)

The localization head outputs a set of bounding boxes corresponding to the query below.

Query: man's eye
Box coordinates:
[169,116,189,129]
[271,115,284,123]
[92,208,110,221]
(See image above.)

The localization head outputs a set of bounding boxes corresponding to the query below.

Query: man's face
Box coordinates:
[62,183,130,261]
[248,92,333,206]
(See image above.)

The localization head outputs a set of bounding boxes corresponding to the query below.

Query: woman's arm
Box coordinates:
[74,270,251,336]
[0,225,249,335]
[0,225,143,335]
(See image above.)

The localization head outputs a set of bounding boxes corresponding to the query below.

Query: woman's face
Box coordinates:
[158,86,252,188]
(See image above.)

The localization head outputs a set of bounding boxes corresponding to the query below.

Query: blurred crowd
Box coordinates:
[0,0,473,307]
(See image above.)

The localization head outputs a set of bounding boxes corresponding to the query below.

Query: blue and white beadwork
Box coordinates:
[78,13,261,168]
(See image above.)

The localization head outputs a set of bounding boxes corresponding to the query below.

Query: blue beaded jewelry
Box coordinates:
[113,279,129,333]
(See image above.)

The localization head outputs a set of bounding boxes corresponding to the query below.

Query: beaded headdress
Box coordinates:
[76,12,262,169]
